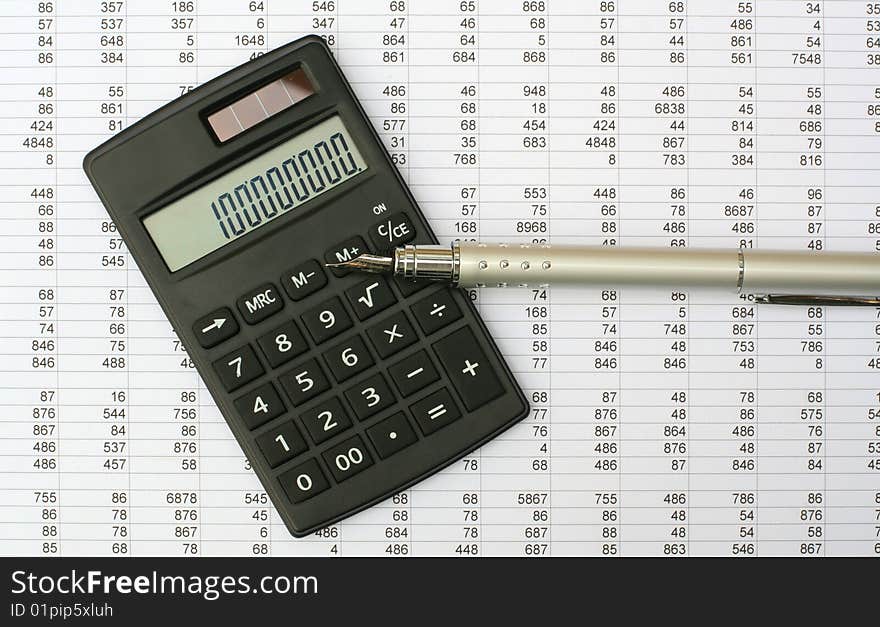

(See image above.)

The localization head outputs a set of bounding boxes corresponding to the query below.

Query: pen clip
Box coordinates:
[753,294,880,306]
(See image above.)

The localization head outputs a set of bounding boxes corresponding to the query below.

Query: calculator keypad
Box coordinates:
[192,222,523,535]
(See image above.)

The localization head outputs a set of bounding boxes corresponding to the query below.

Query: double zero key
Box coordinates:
[322,435,373,482]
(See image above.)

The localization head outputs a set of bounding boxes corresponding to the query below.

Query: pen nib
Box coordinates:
[325,253,394,274]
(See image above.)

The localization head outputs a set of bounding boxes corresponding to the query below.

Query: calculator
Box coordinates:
[83,36,528,536]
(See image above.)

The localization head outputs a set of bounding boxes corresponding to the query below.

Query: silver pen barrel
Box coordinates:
[393,241,880,302]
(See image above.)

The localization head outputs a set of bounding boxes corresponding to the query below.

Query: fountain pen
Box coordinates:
[327,241,880,306]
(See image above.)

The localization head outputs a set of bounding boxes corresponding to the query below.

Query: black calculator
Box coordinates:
[83,36,528,536]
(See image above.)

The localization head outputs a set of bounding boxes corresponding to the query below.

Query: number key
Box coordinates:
[234,382,286,429]
[344,373,395,421]
[279,459,329,504]
[213,344,264,392]
[322,435,373,482]
[279,358,330,406]
[301,296,352,344]
[255,421,307,468]
[257,320,307,368]
[299,397,353,444]
[323,335,374,382]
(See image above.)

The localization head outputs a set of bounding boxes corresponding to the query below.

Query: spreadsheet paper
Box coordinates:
[2,0,879,557]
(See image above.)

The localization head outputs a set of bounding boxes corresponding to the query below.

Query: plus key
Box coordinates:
[433,327,504,411]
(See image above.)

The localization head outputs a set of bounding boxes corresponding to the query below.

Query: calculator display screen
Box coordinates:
[143,115,367,271]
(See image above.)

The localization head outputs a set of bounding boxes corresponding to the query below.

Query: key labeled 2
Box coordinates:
[299,397,353,444]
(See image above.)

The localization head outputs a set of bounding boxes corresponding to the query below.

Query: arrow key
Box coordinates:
[193,307,239,349]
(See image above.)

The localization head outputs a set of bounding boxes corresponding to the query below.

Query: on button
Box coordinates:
[369,212,415,249]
